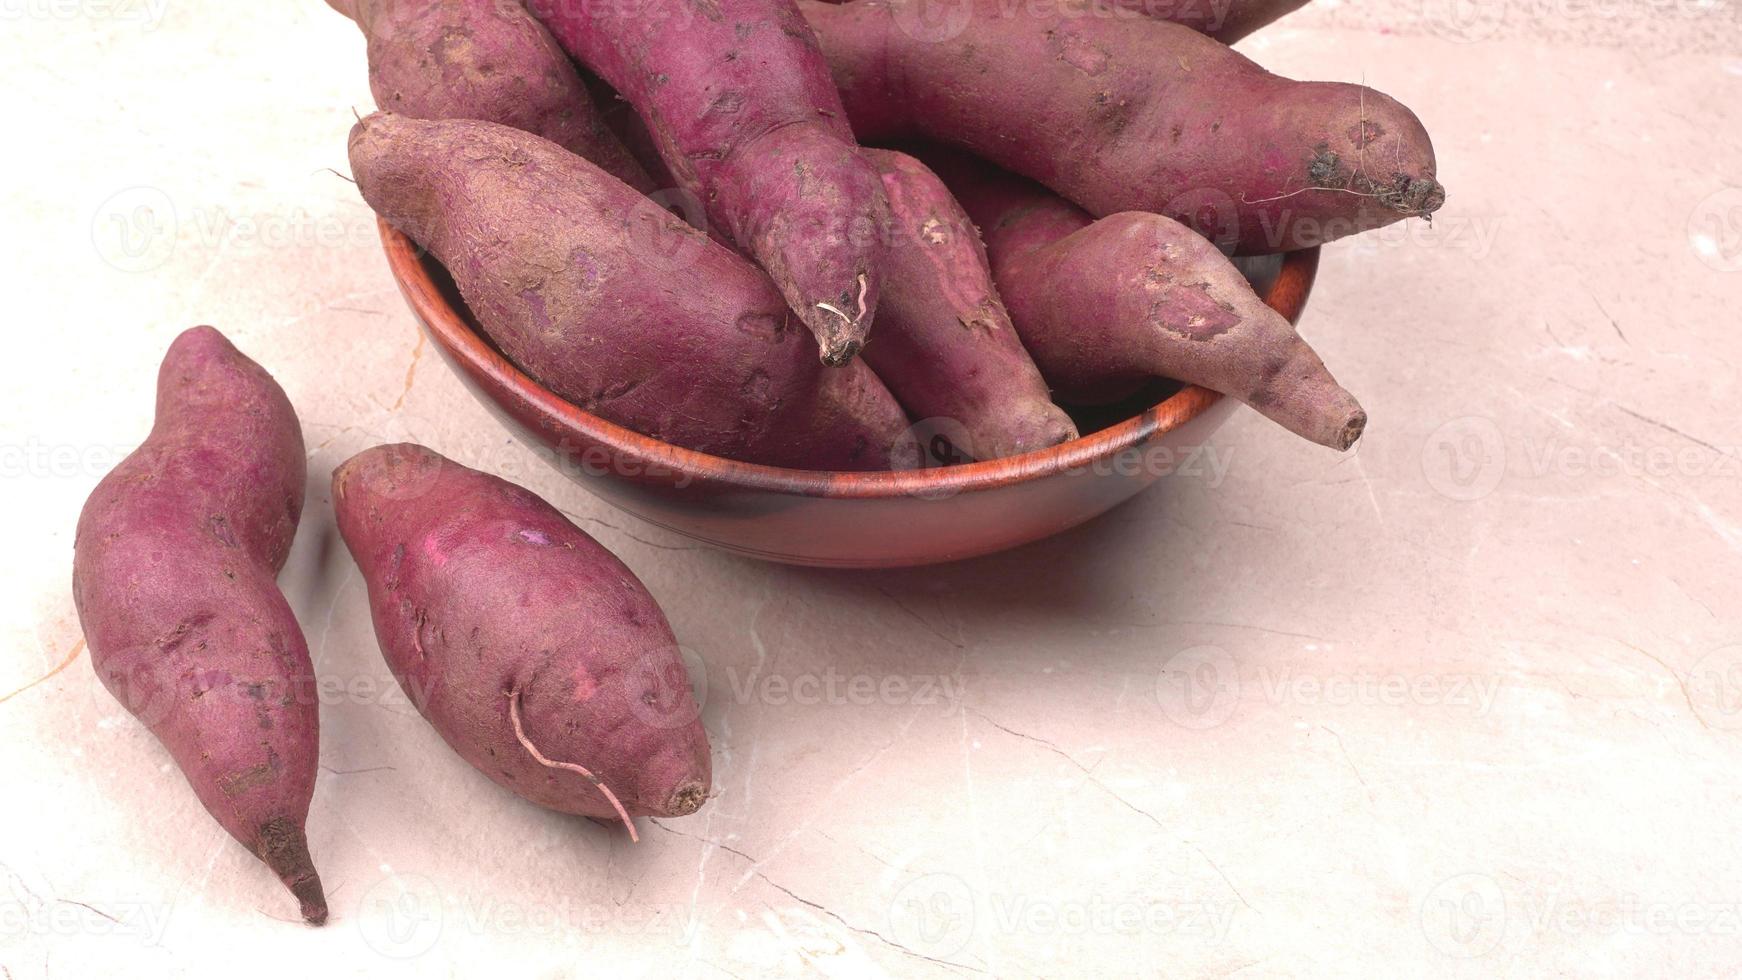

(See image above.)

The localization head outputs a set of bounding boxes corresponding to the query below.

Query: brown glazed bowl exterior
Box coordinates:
[378,218,1319,568]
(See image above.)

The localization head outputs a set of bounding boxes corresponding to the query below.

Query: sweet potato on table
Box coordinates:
[803,0,1443,253]
[523,0,891,365]
[929,154,1367,450]
[334,444,712,832]
[348,113,917,471]
[859,148,1077,461]
[72,327,326,924]
[326,0,653,191]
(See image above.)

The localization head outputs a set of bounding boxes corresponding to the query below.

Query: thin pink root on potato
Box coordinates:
[508,689,639,842]
[334,444,713,824]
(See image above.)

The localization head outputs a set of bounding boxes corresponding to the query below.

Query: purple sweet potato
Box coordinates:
[858,148,1076,461]
[523,0,891,365]
[72,326,326,924]
[803,0,1443,254]
[929,153,1366,450]
[333,444,712,832]
[348,112,918,471]
[326,0,653,192]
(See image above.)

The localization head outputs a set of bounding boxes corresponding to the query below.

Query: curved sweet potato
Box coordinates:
[328,0,653,191]
[333,444,712,829]
[803,0,1442,253]
[929,153,1366,450]
[72,326,325,924]
[523,0,891,364]
[860,148,1076,461]
[348,113,918,471]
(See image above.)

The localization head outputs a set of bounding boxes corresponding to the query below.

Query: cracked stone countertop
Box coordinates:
[3,3,1740,977]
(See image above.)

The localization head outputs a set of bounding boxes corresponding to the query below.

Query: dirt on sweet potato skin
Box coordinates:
[332,444,712,821]
[804,0,1443,254]
[71,326,327,925]
[348,112,917,471]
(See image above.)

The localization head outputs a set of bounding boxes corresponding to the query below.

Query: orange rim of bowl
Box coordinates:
[379,217,1319,500]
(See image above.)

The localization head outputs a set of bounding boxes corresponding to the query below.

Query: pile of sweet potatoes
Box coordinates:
[334,0,1443,462]
[71,0,1445,922]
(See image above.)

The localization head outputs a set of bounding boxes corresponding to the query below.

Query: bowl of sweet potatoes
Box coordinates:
[347,0,1444,568]
[378,218,1317,568]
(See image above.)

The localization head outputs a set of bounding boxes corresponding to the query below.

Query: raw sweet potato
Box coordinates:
[803,0,1443,253]
[333,444,712,831]
[326,0,653,192]
[72,326,326,924]
[523,0,891,365]
[928,153,1366,450]
[859,148,1077,461]
[349,113,918,471]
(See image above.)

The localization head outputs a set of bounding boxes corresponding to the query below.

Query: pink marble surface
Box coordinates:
[3,2,1741,976]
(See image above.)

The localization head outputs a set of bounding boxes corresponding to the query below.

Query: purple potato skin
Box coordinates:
[802,0,1442,254]
[522,0,891,364]
[72,326,326,925]
[327,0,654,191]
[333,444,711,822]
[858,149,1077,461]
[348,113,918,471]
[929,153,1367,451]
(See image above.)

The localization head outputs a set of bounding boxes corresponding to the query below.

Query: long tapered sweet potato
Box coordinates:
[334,444,712,831]
[858,148,1076,461]
[72,326,326,924]
[927,152,1366,450]
[522,0,891,364]
[803,0,1442,254]
[349,113,917,471]
[326,0,653,192]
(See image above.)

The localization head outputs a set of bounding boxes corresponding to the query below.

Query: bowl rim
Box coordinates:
[379,218,1319,500]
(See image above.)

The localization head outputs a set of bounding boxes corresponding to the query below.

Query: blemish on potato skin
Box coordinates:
[1348,120,1386,149]
[1306,144,1344,188]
